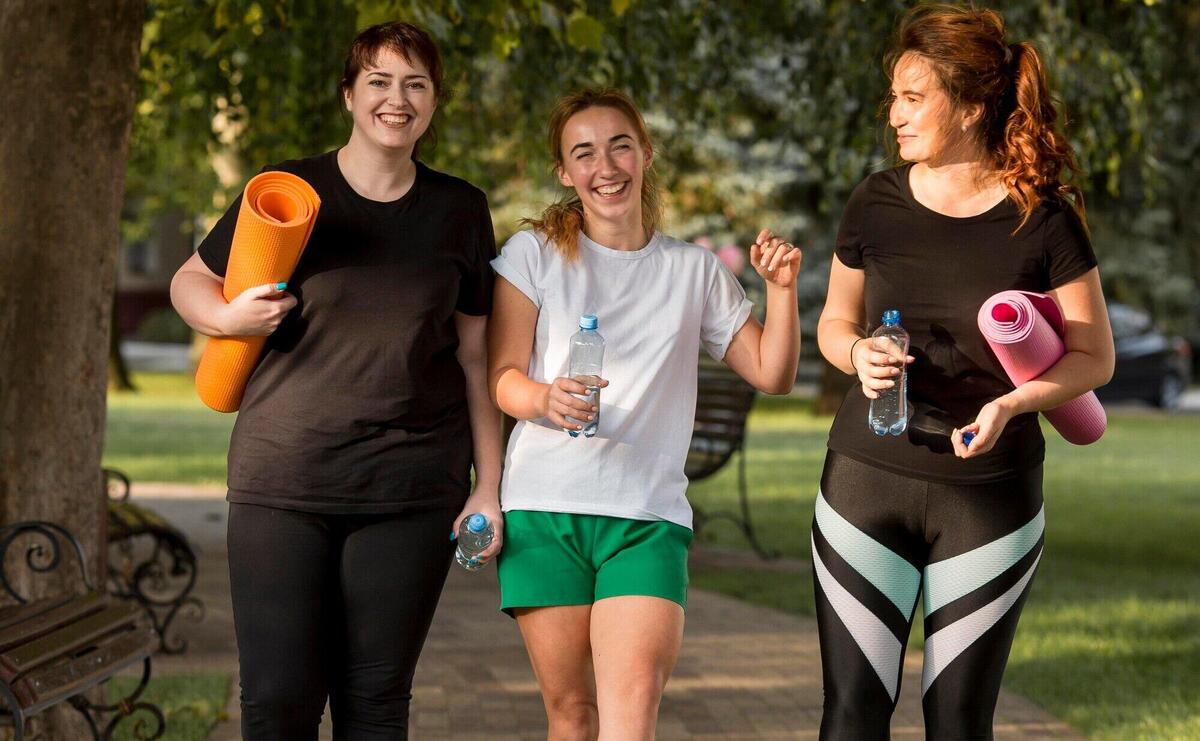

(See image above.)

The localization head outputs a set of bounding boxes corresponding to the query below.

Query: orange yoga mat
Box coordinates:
[195,171,320,412]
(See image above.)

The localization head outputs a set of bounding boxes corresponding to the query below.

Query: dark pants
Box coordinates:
[227,502,458,740]
[812,451,1044,740]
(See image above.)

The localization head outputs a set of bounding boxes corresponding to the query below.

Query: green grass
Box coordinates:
[688,397,1200,741]
[105,374,234,484]
[106,671,230,741]
[104,375,1200,739]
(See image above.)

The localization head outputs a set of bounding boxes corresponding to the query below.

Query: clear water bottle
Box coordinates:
[455,513,494,571]
[868,309,910,436]
[567,314,605,438]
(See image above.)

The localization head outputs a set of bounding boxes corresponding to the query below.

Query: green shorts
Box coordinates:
[497,510,693,616]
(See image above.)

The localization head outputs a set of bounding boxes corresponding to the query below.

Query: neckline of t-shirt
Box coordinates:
[899,162,1012,224]
[579,230,662,260]
[328,148,422,212]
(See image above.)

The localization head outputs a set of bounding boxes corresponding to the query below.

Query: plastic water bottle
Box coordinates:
[567,314,605,438]
[455,514,494,571]
[868,309,910,436]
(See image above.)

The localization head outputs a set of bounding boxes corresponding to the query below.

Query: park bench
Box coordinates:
[0,521,164,740]
[104,468,203,655]
[687,356,778,559]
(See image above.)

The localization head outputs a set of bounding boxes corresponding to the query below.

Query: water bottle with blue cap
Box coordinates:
[868,309,910,436]
[567,314,605,438]
[455,513,494,571]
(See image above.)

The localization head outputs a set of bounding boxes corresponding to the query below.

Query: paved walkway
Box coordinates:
[139,484,1081,740]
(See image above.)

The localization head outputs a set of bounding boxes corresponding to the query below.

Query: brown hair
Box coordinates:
[339,21,445,158]
[884,4,1086,230]
[522,88,662,261]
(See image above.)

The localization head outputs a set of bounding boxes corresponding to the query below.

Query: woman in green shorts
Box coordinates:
[487,88,802,739]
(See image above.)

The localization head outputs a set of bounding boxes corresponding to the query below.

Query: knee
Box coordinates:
[240,677,326,732]
[609,671,667,713]
[925,695,994,740]
[545,693,598,739]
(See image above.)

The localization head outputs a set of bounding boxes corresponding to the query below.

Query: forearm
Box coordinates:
[995,350,1115,416]
[755,283,801,393]
[170,270,230,337]
[493,367,550,422]
[818,318,865,376]
[461,357,504,494]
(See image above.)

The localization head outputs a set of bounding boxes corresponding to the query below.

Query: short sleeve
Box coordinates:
[699,254,754,360]
[196,193,242,277]
[196,165,277,277]
[833,178,870,270]
[455,190,497,316]
[490,231,543,307]
[1043,203,1098,288]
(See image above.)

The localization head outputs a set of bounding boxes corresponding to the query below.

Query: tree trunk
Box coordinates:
[109,292,137,391]
[0,0,144,734]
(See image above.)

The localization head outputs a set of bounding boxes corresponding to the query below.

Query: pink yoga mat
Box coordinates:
[977,291,1106,445]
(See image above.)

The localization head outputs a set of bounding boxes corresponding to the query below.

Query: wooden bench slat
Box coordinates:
[0,595,80,633]
[0,592,105,647]
[0,600,143,679]
[22,623,157,710]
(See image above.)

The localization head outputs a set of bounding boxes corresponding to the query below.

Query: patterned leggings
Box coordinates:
[811,451,1044,740]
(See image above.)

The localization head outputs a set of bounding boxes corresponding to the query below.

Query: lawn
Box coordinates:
[105,374,1200,740]
[106,671,230,741]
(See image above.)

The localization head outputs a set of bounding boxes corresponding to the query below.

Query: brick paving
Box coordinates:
[139,486,1081,739]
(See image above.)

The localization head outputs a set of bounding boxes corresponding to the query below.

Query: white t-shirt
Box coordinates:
[491,229,753,529]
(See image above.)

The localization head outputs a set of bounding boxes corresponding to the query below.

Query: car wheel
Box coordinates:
[1156,373,1185,410]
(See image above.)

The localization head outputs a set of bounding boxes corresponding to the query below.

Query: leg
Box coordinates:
[589,516,691,740]
[921,467,1045,740]
[590,596,684,741]
[515,606,599,740]
[228,503,335,740]
[330,506,459,740]
[810,452,928,740]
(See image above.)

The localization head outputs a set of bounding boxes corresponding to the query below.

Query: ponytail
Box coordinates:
[999,42,1086,231]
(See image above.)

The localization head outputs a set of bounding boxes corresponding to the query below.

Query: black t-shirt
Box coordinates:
[827,164,1097,484]
[198,150,495,512]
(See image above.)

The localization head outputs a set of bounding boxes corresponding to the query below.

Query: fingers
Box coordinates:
[952,423,982,458]
[243,281,288,300]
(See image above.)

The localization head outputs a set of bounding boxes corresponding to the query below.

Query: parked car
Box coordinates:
[1096,303,1192,409]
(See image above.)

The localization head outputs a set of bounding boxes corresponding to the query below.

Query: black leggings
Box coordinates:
[227,502,458,740]
[811,451,1044,740]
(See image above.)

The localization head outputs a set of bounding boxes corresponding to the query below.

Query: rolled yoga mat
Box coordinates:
[977,291,1106,445]
[195,171,320,413]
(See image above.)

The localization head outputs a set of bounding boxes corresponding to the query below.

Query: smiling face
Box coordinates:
[555,105,652,233]
[889,52,980,164]
[342,47,436,155]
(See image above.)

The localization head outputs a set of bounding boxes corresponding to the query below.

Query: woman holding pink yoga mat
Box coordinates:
[171,22,501,740]
[812,5,1114,739]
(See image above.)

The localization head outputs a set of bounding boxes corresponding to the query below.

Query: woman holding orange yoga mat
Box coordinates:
[170,22,501,740]
[811,6,1114,739]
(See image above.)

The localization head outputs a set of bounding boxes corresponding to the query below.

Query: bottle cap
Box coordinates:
[962,431,975,447]
[579,314,598,330]
[466,514,488,533]
[882,309,901,326]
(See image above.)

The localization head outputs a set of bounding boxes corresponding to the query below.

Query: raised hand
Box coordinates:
[749,228,802,288]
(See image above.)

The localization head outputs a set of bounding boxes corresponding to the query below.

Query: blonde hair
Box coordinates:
[522,88,662,261]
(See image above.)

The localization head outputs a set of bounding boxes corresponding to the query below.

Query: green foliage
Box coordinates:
[128,0,1197,325]
[107,672,230,741]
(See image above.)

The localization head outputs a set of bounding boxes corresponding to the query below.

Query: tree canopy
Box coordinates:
[129,0,1199,329]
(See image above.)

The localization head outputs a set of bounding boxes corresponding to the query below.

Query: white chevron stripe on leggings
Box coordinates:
[921,548,1043,695]
[812,533,904,701]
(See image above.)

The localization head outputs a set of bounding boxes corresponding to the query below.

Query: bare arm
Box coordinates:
[722,230,802,394]
[487,277,601,431]
[817,254,912,397]
[451,311,505,557]
[170,251,295,337]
